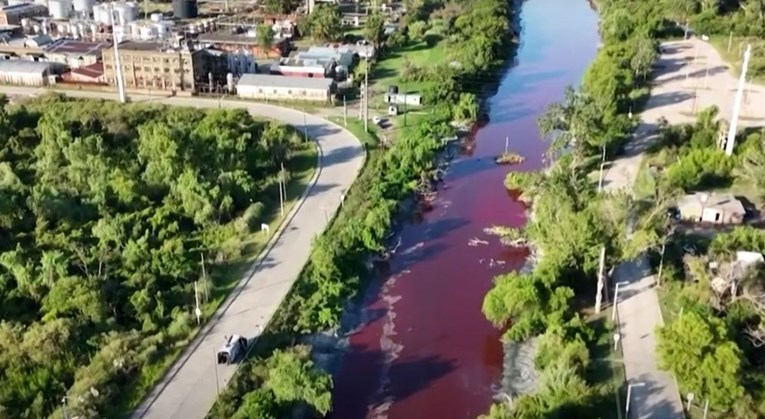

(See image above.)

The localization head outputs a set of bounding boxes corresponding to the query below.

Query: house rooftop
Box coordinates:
[70,62,104,78]
[677,192,746,214]
[237,73,334,90]
[45,39,109,55]
[198,32,261,45]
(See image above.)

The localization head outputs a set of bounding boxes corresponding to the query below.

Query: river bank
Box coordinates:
[329,1,601,417]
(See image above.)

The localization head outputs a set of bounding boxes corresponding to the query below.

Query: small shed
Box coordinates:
[676,192,746,225]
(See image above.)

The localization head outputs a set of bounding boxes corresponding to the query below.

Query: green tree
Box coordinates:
[256,24,275,58]
[657,310,746,410]
[303,4,342,42]
[364,12,385,49]
[263,346,333,416]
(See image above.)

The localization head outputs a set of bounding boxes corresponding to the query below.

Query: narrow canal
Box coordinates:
[330,0,600,417]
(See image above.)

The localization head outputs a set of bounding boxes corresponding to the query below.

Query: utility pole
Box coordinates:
[279,162,285,217]
[111,4,126,103]
[364,48,369,132]
[727,31,733,53]
[193,281,201,325]
[595,245,606,313]
[343,95,347,126]
[303,108,308,142]
[200,252,208,302]
[726,44,751,156]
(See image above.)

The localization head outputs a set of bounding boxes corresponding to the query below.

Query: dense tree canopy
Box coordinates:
[0,94,308,418]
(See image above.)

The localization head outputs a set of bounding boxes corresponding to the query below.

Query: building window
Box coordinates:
[144,66,150,72]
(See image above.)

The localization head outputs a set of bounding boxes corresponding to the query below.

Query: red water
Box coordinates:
[330,1,600,418]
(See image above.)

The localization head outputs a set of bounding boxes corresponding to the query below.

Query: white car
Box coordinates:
[217,335,248,364]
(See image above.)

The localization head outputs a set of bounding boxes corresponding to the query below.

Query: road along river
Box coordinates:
[329,0,600,417]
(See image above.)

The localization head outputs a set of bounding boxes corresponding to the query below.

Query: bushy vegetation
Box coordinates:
[0,94,311,418]
[483,0,678,416]
[209,0,518,417]
[654,225,765,416]
[668,0,765,78]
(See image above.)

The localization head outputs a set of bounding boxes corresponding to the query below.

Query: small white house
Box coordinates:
[236,73,335,102]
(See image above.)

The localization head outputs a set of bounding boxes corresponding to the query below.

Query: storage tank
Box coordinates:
[388,85,399,94]
[32,24,40,33]
[172,0,197,19]
[154,21,171,38]
[129,22,140,37]
[34,0,48,6]
[150,12,162,22]
[48,0,72,19]
[9,0,29,6]
[112,2,136,25]
[139,24,156,39]
[72,0,94,17]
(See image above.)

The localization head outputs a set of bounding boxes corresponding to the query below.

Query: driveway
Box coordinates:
[0,86,366,419]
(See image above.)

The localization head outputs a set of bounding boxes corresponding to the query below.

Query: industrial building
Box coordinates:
[198,32,290,59]
[0,60,51,85]
[271,57,333,78]
[102,41,206,91]
[236,73,335,102]
[44,38,109,68]
[63,61,104,83]
[0,4,48,25]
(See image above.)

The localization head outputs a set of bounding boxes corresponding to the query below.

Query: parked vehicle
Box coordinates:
[217,335,248,364]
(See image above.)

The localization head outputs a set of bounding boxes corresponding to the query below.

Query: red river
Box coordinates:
[330,0,600,417]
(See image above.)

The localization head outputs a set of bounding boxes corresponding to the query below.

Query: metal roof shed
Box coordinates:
[236,74,335,102]
[0,60,50,86]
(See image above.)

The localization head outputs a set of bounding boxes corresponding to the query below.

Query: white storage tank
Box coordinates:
[9,0,30,7]
[113,2,137,25]
[34,0,48,7]
[129,22,140,37]
[150,12,162,22]
[72,0,94,17]
[154,20,171,38]
[139,24,156,39]
[48,0,72,19]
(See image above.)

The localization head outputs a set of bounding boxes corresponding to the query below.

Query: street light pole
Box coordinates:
[61,397,70,419]
[303,108,308,142]
[612,281,629,321]
[626,382,646,417]
[726,44,751,156]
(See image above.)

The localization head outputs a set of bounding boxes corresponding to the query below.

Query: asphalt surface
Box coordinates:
[0,86,366,419]
[603,37,765,419]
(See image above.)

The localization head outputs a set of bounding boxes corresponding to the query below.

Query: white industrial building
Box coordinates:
[0,60,51,85]
[236,73,334,102]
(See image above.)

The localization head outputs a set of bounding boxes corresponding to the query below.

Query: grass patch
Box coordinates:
[114,143,318,416]
[707,34,765,84]
[370,38,448,95]
[328,116,381,148]
[585,314,626,419]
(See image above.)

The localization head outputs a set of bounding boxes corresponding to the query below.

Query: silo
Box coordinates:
[172,0,197,19]
[72,0,94,18]
[48,0,72,19]
[112,2,136,25]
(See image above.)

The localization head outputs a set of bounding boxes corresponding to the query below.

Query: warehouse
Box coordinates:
[0,60,51,86]
[236,74,334,102]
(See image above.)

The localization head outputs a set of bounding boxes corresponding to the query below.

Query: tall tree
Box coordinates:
[303,4,342,42]
[256,24,276,58]
[364,12,385,49]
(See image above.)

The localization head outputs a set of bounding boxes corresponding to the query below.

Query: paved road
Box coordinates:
[0,86,366,419]
[603,37,765,419]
